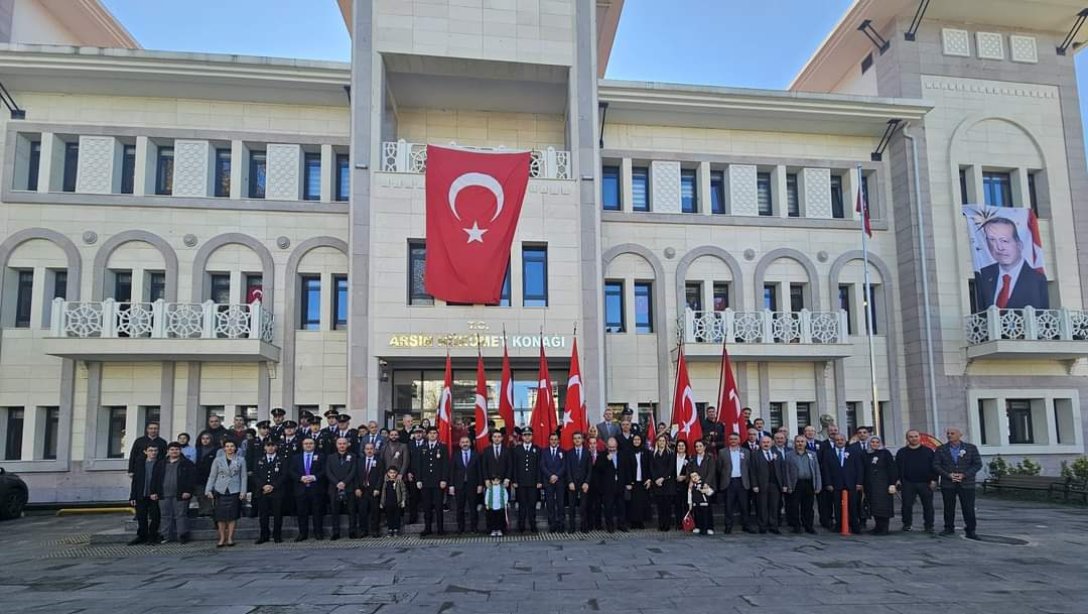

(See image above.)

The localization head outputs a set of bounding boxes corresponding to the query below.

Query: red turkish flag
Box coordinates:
[474,353,489,453]
[529,345,556,449]
[717,344,746,437]
[424,145,531,304]
[437,353,454,454]
[670,347,702,445]
[560,339,587,450]
[499,341,516,445]
[646,412,657,446]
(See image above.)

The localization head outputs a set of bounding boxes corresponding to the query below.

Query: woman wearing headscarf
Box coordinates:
[863,435,898,535]
[648,434,675,531]
[625,433,651,529]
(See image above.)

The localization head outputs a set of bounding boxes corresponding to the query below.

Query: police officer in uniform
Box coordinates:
[303,415,332,455]
[321,409,340,437]
[269,407,288,440]
[406,426,426,524]
[416,426,450,536]
[333,414,359,449]
[253,438,288,543]
[278,421,303,456]
[512,427,543,533]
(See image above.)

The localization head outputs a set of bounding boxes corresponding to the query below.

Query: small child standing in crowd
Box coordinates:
[381,466,407,536]
[688,472,714,536]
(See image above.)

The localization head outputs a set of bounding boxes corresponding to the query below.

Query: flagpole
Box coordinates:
[670,336,682,428]
[858,163,881,438]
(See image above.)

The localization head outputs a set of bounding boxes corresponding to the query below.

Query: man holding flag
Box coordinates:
[670,345,702,445]
[717,344,746,439]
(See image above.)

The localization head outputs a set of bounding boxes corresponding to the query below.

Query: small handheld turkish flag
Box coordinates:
[425,145,531,304]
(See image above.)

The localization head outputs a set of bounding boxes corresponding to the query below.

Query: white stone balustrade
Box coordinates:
[963,306,1088,345]
[680,308,848,344]
[50,298,275,343]
[381,140,571,180]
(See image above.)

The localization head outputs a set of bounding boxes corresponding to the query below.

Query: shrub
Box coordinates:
[988,455,1009,478]
[1070,456,1088,481]
[1010,458,1042,476]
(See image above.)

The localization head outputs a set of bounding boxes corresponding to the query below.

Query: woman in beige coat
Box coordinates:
[204,440,247,547]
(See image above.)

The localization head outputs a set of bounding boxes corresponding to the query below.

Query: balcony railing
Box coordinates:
[680,308,849,345]
[50,299,275,343]
[964,306,1088,345]
[381,140,572,180]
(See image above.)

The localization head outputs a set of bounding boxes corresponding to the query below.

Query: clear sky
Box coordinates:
[102,0,1088,138]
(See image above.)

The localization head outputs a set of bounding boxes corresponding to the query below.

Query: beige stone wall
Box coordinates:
[395,108,566,151]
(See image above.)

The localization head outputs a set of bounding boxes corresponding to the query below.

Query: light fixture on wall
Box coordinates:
[857,19,891,55]
[1057,9,1088,55]
[379,359,389,382]
[870,119,902,162]
[0,81,25,119]
[598,101,610,149]
[903,0,931,41]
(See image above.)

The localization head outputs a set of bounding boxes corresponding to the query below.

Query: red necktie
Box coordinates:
[996,274,1012,308]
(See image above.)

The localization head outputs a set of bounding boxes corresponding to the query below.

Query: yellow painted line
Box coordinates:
[56,507,134,516]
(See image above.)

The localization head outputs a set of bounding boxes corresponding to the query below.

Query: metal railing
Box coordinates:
[50,298,275,343]
[381,140,571,180]
[964,306,1088,345]
[679,308,849,344]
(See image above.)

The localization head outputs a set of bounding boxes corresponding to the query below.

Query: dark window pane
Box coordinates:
[789,283,805,311]
[53,270,67,301]
[681,169,697,213]
[757,172,772,216]
[147,272,166,302]
[334,275,348,329]
[959,169,969,205]
[796,402,812,429]
[768,402,783,430]
[490,265,511,307]
[977,400,988,445]
[634,281,653,333]
[120,145,136,194]
[845,402,858,437]
[28,141,42,191]
[42,406,59,460]
[631,167,649,212]
[601,165,621,211]
[208,274,231,304]
[710,170,725,214]
[604,281,624,333]
[300,275,321,330]
[786,173,799,217]
[983,172,1013,208]
[106,407,126,458]
[830,175,844,219]
[866,285,879,335]
[685,282,702,311]
[249,151,267,199]
[14,270,33,328]
[214,149,232,197]
[839,284,854,335]
[245,274,263,304]
[763,284,778,311]
[4,408,23,460]
[155,146,174,195]
[113,271,132,303]
[408,241,432,305]
[336,154,350,201]
[861,174,870,209]
[1027,172,1039,217]
[62,142,79,192]
[303,152,321,201]
[522,245,548,307]
[712,282,729,311]
[1006,400,1034,444]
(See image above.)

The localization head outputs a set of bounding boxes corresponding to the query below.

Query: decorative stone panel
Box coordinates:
[75,136,117,194]
[976,32,1004,60]
[1009,35,1038,63]
[941,28,970,57]
[266,143,302,201]
[172,140,212,197]
[726,164,758,216]
[801,167,832,219]
[650,160,681,213]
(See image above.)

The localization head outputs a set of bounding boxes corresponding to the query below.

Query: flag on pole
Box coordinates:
[474,352,489,453]
[529,344,557,448]
[560,338,588,449]
[499,339,516,445]
[646,412,657,445]
[716,343,745,437]
[856,180,873,238]
[670,346,702,444]
[437,352,454,453]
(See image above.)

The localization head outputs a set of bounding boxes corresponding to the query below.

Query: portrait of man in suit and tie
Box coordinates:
[963,208,1049,310]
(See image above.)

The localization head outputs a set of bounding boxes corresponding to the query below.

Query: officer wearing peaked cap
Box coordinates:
[269,407,288,440]
[254,438,288,544]
[512,427,542,533]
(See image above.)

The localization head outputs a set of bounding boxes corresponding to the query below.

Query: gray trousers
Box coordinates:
[158,497,189,539]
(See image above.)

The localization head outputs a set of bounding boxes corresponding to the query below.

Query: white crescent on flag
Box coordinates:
[448,172,505,222]
[438,386,452,423]
[567,373,583,408]
[474,393,488,440]
[679,385,696,434]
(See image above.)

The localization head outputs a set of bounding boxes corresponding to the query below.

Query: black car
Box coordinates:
[0,467,28,520]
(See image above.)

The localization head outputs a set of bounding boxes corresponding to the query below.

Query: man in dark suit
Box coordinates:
[975,216,1049,309]
[127,443,162,546]
[823,433,864,534]
[268,407,288,440]
[354,441,384,537]
[150,442,196,544]
[596,407,620,444]
[252,439,288,544]
[594,437,629,533]
[565,432,592,533]
[715,433,752,533]
[481,429,512,486]
[751,418,772,442]
[701,406,725,454]
[749,436,786,534]
[933,427,983,540]
[289,437,325,541]
[450,435,482,534]
[416,426,450,537]
[512,428,542,532]
[359,420,385,454]
[540,432,566,532]
[405,426,426,524]
[127,422,168,476]
[325,437,358,540]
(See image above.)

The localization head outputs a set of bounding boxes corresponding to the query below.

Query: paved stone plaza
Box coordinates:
[0,497,1085,614]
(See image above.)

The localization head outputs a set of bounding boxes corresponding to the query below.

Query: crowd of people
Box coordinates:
[125,406,983,546]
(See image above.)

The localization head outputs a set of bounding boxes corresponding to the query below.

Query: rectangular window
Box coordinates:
[710,170,725,214]
[491,265,511,307]
[208,273,230,304]
[959,169,969,205]
[202,405,226,427]
[846,401,858,436]
[4,407,23,460]
[147,272,166,302]
[52,270,67,301]
[604,280,625,333]
[1027,172,1039,217]
[62,142,79,192]
[830,175,845,219]
[244,274,263,304]
[27,141,42,191]
[757,172,772,216]
[634,281,653,333]
[106,406,126,459]
[120,144,136,195]
[113,271,132,303]
[977,400,988,445]
[214,148,231,197]
[839,284,854,335]
[685,281,703,311]
[42,406,59,460]
[1006,399,1034,444]
[861,174,870,209]
[601,165,621,211]
[763,284,778,311]
[789,283,805,312]
[631,167,649,212]
[768,402,783,430]
[14,270,33,328]
[866,285,879,335]
[786,173,800,217]
[335,154,350,202]
[982,171,1013,208]
[712,282,730,311]
[142,406,161,429]
[407,241,432,306]
[681,168,698,213]
[299,275,321,330]
[249,151,267,199]
[796,402,812,430]
[333,275,348,330]
[522,245,549,307]
[968,279,979,314]
[303,152,321,201]
[155,146,174,195]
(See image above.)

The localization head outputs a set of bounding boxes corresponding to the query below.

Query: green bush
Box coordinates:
[1061,461,1073,479]
[1070,456,1088,481]
[988,455,1010,478]
[1010,458,1042,476]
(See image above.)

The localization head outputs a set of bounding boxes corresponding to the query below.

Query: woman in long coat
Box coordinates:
[648,434,675,531]
[863,435,898,535]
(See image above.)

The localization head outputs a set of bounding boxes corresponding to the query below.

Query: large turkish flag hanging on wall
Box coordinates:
[425,145,531,304]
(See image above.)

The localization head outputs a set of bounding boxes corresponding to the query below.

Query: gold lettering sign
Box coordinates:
[387,333,568,349]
